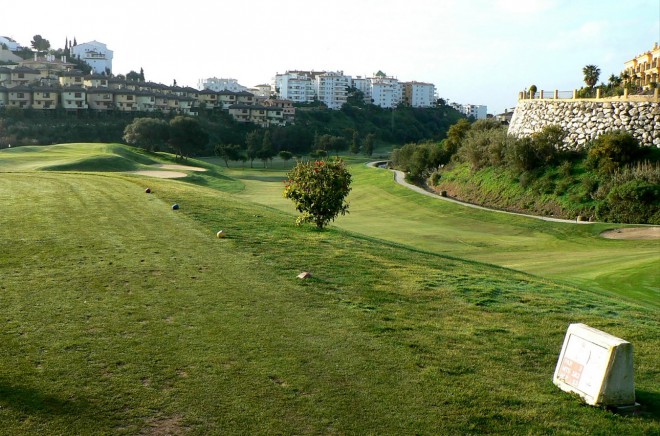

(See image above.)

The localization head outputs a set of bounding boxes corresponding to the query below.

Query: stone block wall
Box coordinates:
[508,99,660,149]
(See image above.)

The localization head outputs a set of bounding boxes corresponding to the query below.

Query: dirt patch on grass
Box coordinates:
[600,227,660,240]
[141,415,185,435]
[129,170,188,179]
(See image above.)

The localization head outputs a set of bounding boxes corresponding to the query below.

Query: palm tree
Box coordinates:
[608,74,621,88]
[621,71,631,84]
[583,65,601,88]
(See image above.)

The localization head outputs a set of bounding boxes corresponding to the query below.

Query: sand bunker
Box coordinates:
[127,164,207,179]
[600,227,660,240]
[129,170,188,178]
[156,164,207,172]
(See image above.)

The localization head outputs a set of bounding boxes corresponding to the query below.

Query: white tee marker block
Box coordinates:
[553,323,635,407]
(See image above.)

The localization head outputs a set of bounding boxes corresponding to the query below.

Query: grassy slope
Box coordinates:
[212,158,660,310]
[0,145,658,434]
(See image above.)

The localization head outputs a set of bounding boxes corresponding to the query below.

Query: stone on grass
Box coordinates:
[172,204,179,210]
[297,272,312,279]
[216,230,226,238]
[145,188,151,194]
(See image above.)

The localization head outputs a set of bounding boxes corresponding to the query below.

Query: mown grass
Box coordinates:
[207,158,659,310]
[0,144,658,434]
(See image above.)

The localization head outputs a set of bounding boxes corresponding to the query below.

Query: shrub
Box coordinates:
[558,160,572,178]
[519,171,534,188]
[392,142,446,179]
[530,125,565,163]
[581,175,599,196]
[596,180,660,224]
[430,171,442,186]
[586,131,641,175]
[505,137,537,172]
[457,126,509,170]
[554,178,572,196]
[533,177,555,195]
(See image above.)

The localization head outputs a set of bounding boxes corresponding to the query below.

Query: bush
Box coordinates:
[558,160,572,178]
[505,137,536,172]
[519,171,534,188]
[596,179,660,224]
[391,141,446,179]
[430,171,442,186]
[530,125,565,162]
[586,131,641,175]
[457,126,510,170]
[554,178,572,196]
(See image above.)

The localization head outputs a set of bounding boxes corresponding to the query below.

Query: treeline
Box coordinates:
[0,102,465,158]
[392,119,660,224]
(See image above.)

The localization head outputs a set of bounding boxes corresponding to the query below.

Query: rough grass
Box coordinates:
[0,145,658,434]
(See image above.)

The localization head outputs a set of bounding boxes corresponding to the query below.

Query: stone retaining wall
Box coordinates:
[508,99,660,149]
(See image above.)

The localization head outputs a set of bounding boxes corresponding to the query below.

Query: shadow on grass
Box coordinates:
[0,379,97,420]
[237,175,287,182]
[636,389,660,420]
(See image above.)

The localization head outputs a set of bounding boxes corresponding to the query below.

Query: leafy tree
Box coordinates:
[30,35,50,52]
[278,150,293,162]
[363,133,375,156]
[258,130,275,167]
[344,86,366,108]
[583,65,601,89]
[168,116,208,159]
[444,118,471,156]
[350,130,360,154]
[327,135,348,156]
[283,158,352,229]
[126,70,141,82]
[246,130,261,168]
[123,117,169,152]
[215,143,244,167]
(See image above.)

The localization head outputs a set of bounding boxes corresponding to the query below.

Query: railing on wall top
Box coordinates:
[520,88,659,101]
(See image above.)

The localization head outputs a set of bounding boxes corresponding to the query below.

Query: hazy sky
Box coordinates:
[3,0,658,113]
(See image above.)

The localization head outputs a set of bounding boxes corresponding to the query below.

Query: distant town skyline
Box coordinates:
[3,0,658,114]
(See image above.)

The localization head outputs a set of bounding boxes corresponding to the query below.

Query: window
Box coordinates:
[44,93,50,98]
[18,73,24,78]
[17,93,24,98]
[75,93,82,98]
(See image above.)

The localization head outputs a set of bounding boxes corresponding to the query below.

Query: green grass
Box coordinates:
[0,144,658,434]
[207,158,659,310]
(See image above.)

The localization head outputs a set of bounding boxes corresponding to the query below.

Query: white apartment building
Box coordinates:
[315,71,350,109]
[0,36,22,51]
[370,71,402,109]
[451,103,488,119]
[198,77,247,92]
[463,104,488,119]
[70,41,113,74]
[273,71,317,104]
[404,81,436,108]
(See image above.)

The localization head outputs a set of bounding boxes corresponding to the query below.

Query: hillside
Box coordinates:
[0,143,658,434]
